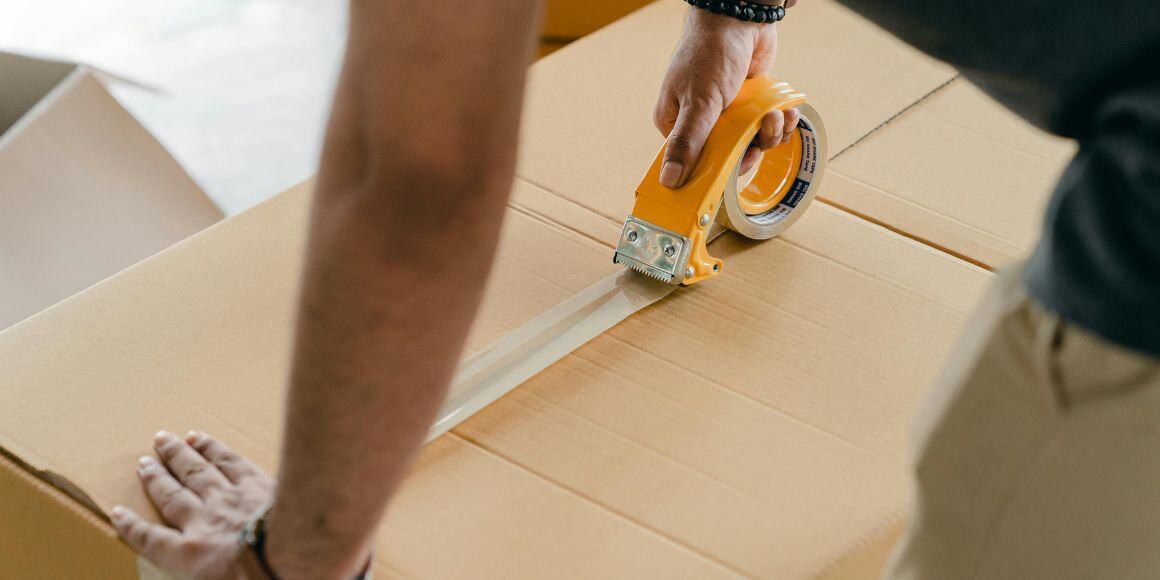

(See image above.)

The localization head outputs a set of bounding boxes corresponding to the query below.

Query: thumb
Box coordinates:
[660,97,720,189]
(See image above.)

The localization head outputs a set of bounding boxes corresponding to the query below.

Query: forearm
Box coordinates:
[265,1,539,577]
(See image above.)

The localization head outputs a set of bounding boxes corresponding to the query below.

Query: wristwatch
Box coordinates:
[684,0,788,23]
[239,504,374,580]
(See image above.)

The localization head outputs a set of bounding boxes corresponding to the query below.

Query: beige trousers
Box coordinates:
[885,265,1160,579]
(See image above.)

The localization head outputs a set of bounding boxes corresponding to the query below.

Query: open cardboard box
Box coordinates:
[0,1,1071,577]
[0,52,222,331]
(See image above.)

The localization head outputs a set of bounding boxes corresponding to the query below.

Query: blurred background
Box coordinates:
[0,0,649,214]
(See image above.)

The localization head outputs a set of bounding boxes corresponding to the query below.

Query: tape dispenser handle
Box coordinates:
[632,77,807,284]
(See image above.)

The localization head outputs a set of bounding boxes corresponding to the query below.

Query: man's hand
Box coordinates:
[111,431,274,580]
[654,5,799,188]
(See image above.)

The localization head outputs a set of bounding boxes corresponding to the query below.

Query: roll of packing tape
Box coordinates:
[717,104,827,240]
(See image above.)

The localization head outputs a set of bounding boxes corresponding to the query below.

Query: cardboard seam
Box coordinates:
[829,74,961,161]
[446,431,749,578]
[775,231,987,314]
[600,332,871,453]
[514,385,804,510]
[817,197,995,271]
[567,345,820,435]
[820,170,1022,254]
[688,269,834,333]
[514,174,623,225]
[506,202,614,251]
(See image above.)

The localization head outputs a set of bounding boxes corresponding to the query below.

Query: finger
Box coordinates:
[653,94,679,136]
[186,430,263,484]
[111,506,183,568]
[738,145,763,175]
[154,430,229,497]
[661,97,720,188]
[138,455,201,528]
[783,108,801,141]
[756,109,786,150]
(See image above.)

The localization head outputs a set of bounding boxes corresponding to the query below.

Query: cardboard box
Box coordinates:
[0,52,222,331]
[0,1,1067,577]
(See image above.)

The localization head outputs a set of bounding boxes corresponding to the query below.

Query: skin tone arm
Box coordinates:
[656,1,800,188]
[110,0,540,577]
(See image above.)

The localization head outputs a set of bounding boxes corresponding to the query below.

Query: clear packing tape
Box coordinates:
[429,101,827,441]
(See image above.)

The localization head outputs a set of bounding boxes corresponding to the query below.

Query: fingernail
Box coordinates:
[154,430,175,446]
[111,506,129,521]
[659,161,683,188]
[185,430,202,444]
[138,456,157,472]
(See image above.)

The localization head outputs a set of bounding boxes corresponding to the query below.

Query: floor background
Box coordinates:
[0,0,655,215]
[2,0,350,215]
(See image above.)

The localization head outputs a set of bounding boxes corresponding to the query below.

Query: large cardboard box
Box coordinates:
[0,52,222,330]
[0,1,1079,577]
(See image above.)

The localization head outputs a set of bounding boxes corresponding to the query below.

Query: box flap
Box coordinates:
[0,52,76,136]
[0,65,222,330]
[826,79,1075,268]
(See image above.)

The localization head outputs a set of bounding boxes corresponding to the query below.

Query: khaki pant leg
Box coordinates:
[885,265,1160,580]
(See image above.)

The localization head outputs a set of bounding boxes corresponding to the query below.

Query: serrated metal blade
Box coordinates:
[614,253,676,284]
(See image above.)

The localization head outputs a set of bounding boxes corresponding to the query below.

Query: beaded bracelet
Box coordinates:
[684,0,786,23]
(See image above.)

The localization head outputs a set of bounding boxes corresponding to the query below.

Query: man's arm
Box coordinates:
[655,1,799,188]
[266,0,542,573]
[266,0,541,575]
[112,1,541,577]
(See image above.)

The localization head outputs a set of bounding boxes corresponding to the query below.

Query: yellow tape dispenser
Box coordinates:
[613,77,827,285]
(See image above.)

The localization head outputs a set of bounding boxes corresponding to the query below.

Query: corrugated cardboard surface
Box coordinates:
[0,53,222,330]
[0,0,1080,577]
[824,79,1074,269]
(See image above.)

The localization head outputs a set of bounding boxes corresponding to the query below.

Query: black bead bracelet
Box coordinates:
[684,0,786,23]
